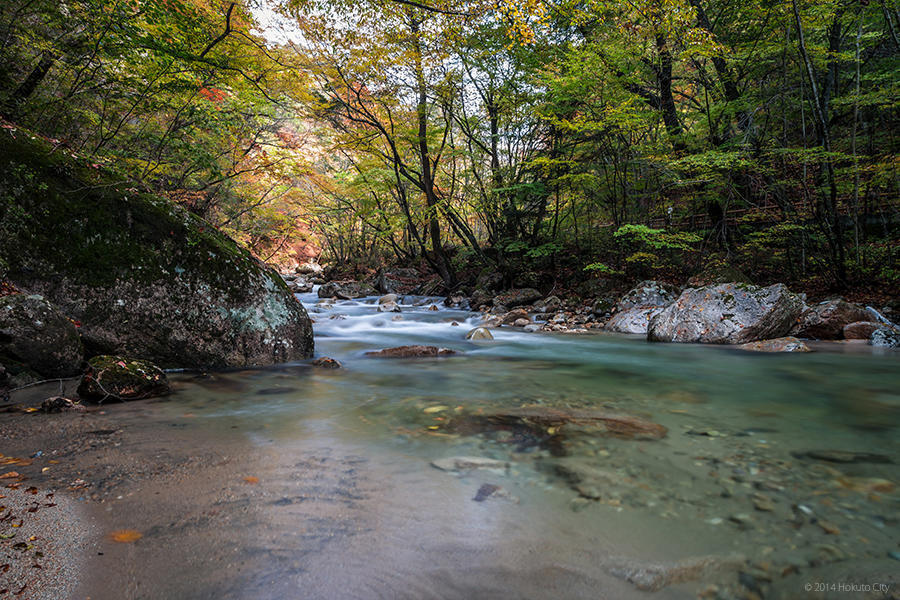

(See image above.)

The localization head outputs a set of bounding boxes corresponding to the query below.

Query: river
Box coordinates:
[7,292,899,599]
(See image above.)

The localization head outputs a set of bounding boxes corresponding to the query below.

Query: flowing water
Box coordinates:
[13,292,900,599]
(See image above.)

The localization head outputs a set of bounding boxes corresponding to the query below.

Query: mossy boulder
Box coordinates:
[0,293,83,378]
[0,127,313,368]
[791,299,871,340]
[77,355,169,402]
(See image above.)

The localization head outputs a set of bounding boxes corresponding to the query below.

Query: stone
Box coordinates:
[465,327,493,341]
[792,299,871,339]
[0,128,313,369]
[615,280,679,312]
[311,357,342,369]
[590,297,616,316]
[472,483,518,503]
[648,283,804,344]
[500,308,529,325]
[870,327,900,348]
[40,396,86,413]
[317,280,376,300]
[795,450,892,464]
[378,293,399,304]
[364,345,457,358]
[737,337,811,353]
[295,261,323,275]
[842,321,882,339]
[606,556,746,592]
[513,318,531,327]
[77,355,170,402]
[450,406,667,441]
[0,294,83,378]
[287,279,313,293]
[431,456,509,472]
[492,288,542,308]
[469,289,492,310]
[605,305,666,335]
[523,324,541,333]
[377,301,401,313]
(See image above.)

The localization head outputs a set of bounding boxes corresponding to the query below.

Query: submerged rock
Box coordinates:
[0,294,83,378]
[737,337,811,353]
[606,555,746,592]
[648,283,804,344]
[311,357,342,369]
[365,345,457,358]
[77,355,170,402]
[0,128,313,368]
[792,299,871,339]
[431,456,509,472]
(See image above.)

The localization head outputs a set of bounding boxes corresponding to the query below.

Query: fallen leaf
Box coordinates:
[243,476,259,484]
[0,472,20,480]
[109,530,142,543]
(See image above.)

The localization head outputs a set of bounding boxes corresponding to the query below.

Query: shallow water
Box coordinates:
[40,293,900,598]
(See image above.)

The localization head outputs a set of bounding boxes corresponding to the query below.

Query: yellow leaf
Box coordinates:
[243,476,259,484]
[423,406,448,414]
[110,529,143,543]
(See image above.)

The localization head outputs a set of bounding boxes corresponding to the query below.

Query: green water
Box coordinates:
[74,294,899,599]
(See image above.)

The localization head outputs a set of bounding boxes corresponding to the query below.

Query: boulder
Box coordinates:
[492,288,542,308]
[513,318,531,327]
[0,294,83,378]
[648,283,804,344]
[378,293,399,304]
[590,297,616,317]
[500,308,529,325]
[317,280,376,300]
[295,261,323,275]
[737,337,811,353]
[364,345,457,358]
[373,268,419,294]
[465,327,493,341]
[77,355,170,402]
[605,306,666,335]
[311,356,342,369]
[842,321,882,340]
[377,301,401,313]
[0,128,313,369]
[615,280,678,313]
[469,289,492,310]
[792,299,871,339]
[870,327,900,348]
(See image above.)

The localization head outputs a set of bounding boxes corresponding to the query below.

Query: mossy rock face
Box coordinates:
[77,355,170,402]
[0,293,83,378]
[0,128,313,368]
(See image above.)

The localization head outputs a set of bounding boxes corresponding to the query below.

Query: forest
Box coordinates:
[1,0,897,300]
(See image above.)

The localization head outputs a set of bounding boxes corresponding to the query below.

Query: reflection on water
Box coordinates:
[80,291,900,599]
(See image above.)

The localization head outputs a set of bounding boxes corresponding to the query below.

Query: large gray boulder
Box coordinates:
[605,306,666,334]
[0,128,313,369]
[648,283,804,344]
[0,294,83,378]
[615,280,679,312]
[605,280,678,334]
[791,298,871,339]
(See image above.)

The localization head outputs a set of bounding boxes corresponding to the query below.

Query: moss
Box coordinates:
[0,127,275,301]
